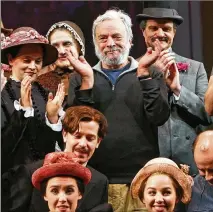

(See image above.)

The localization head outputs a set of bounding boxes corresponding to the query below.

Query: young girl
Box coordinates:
[131,157,192,212]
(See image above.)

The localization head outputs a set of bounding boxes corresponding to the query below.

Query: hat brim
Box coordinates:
[136,14,184,25]
[1,41,58,67]
[32,162,91,190]
[131,163,191,204]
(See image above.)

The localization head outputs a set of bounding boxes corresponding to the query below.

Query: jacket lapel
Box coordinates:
[77,166,96,208]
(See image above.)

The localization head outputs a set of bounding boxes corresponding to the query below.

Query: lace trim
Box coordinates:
[46,22,85,56]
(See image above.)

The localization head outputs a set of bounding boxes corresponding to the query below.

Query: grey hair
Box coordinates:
[92,9,133,45]
[139,20,178,30]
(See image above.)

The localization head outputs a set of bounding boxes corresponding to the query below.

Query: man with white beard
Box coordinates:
[66,9,170,212]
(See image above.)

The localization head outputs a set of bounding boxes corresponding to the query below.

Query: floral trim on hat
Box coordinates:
[1,63,11,72]
[32,152,92,190]
[1,29,48,49]
[46,22,85,56]
[43,152,79,166]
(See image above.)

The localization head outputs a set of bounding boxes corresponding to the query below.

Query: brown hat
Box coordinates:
[46,21,85,56]
[131,157,192,204]
[1,27,58,67]
[32,152,92,190]
[1,20,13,36]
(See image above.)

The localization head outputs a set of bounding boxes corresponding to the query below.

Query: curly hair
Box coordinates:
[62,106,108,139]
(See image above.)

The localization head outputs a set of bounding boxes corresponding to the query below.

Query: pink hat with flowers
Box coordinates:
[1,27,58,67]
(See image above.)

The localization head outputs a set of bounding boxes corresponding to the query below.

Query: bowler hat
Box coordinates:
[1,27,58,67]
[32,152,92,190]
[136,1,183,25]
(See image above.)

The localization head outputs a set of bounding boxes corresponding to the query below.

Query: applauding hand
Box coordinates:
[20,76,33,108]
[46,83,65,124]
[165,62,181,96]
[137,39,162,77]
[66,50,94,89]
[153,49,176,73]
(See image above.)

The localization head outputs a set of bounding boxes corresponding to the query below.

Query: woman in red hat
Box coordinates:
[32,152,92,212]
[1,27,65,173]
[131,158,192,212]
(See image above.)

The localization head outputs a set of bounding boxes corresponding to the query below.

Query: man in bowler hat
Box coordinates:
[136,1,211,175]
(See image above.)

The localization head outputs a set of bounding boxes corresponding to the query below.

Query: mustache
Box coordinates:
[75,147,89,154]
[104,46,122,54]
[151,37,169,42]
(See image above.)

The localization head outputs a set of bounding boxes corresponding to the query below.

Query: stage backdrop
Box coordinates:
[2,1,212,75]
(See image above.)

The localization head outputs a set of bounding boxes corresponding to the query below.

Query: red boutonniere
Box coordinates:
[176,62,190,72]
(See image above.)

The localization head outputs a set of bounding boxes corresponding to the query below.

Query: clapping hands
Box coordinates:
[137,39,162,77]
[20,76,33,108]
[46,83,65,124]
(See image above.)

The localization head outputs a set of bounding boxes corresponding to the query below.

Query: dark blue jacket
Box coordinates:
[187,175,213,211]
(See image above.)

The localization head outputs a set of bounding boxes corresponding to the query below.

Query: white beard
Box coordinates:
[95,45,130,67]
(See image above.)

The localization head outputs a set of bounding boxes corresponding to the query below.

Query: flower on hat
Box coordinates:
[44,152,80,166]
[1,33,6,42]
[1,36,11,49]
[1,27,58,67]
[176,62,190,72]
[1,29,48,50]
[28,30,37,39]
[1,63,11,72]
[26,30,48,43]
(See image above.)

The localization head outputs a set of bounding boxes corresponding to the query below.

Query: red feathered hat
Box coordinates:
[32,152,92,190]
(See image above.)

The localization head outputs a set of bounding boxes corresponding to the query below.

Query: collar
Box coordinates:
[168,47,173,52]
[10,76,20,82]
[93,56,138,73]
